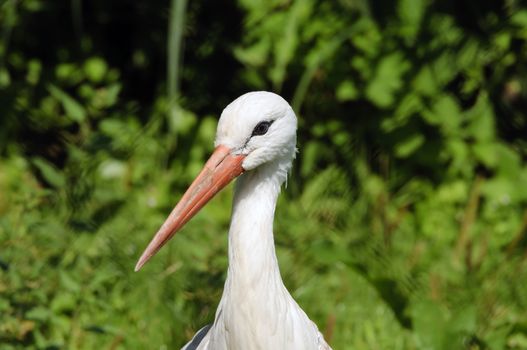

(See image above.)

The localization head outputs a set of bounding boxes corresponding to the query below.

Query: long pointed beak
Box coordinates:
[135,145,245,271]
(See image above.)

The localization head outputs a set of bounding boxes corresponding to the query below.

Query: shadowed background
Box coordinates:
[1,0,527,349]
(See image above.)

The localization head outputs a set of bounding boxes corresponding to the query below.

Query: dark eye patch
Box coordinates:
[251,120,274,137]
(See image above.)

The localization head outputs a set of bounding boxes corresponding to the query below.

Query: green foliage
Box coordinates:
[1,0,527,349]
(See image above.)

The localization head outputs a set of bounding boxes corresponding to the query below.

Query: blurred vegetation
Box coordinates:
[1,0,527,349]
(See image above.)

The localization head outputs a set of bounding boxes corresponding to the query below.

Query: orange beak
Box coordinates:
[135,145,245,271]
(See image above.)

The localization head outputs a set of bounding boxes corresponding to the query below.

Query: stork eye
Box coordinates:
[251,120,273,137]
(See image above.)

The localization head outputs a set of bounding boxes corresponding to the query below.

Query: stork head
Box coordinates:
[135,91,297,271]
[215,91,297,171]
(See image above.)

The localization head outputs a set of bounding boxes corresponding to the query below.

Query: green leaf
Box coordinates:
[59,271,81,293]
[365,53,410,108]
[508,333,527,349]
[409,299,448,350]
[84,57,108,83]
[413,65,437,96]
[398,0,427,41]
[55,63,83,84]
[26,59,42,85]
[493,32,511,52]
[511,10,527,28]
[495,143,521,176]
[423,94,461,135]
[92,83,121,109]
[382,93,423,131]
[431,52,457,87]
[465,93,495,142]
[351,19,381,57]
[436,180,468,203]
[301,141,322,177]
[449,304,477,334]
[31,157,65,188]
[484,326,511,350]
[457,39,479,68]
[472,142,498,168]
[336,80,359,101]
[0,67,11,88]
[234,38,271,67]
[395,133,425,158]
[51,293,76,314]
[47,84,86,122]
[26,307,51,322]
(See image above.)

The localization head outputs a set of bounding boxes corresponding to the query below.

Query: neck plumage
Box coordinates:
[208,157,324,350]
[226,159,286,293]
[212,159,293,346]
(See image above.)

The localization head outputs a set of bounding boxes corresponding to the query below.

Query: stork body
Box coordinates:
[136,92,331,350]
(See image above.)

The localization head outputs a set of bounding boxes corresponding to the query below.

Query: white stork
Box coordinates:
[135,91,332,350]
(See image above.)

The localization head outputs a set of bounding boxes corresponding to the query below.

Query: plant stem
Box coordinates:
[167,0,188,128]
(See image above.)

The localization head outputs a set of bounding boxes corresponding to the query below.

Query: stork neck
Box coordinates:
[226,160,286,288]
[210,158,323,350]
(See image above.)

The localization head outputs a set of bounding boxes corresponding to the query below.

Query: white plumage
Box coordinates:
[136,91,331,350]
